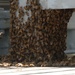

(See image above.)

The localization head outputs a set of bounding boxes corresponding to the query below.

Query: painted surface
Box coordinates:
[0,67,75,75]
[67,30,75,50]
[68,12,75,29]
[40,0,75,9]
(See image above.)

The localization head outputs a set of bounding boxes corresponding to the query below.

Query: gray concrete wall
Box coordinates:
[0,29,9,55]
[0,8,10,55]
[67,29,75,50]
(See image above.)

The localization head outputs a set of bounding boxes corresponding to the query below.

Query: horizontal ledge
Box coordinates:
[65,50,75,54]
[0,3,10,6]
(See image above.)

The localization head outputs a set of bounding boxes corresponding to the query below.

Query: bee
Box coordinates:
[30,0,34,5]
[18,7,24,18]
[25,12,29,16]
[24,6,30,10]
[26,0,30,4]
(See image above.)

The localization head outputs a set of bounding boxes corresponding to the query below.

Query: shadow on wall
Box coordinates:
[0,29,10,55]
[0,8,10,55]
[67,29,75,50]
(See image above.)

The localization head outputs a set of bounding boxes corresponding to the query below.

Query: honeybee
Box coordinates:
[25,12,29,16]
[24,6,30,10]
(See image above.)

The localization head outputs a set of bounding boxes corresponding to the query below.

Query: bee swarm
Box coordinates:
[9,0,74,66]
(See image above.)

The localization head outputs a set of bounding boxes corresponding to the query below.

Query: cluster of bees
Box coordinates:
[9,0,74,66]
